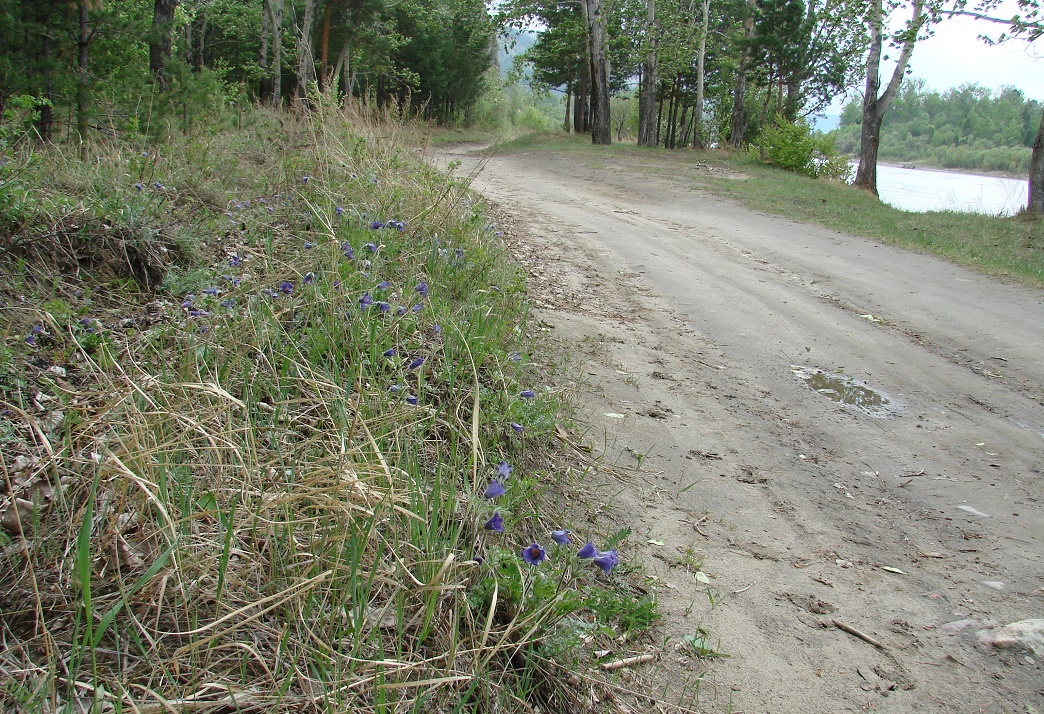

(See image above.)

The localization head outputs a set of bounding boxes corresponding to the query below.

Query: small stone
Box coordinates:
[978,619,1044,656]
[981,581,1005,590]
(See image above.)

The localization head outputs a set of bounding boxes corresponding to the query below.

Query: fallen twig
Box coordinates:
[731,582,754,595]
[600,653,657,671]
[832,619,886,650]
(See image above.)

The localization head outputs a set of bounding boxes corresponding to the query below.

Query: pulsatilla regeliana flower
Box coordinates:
[576,541,597,559]
[592,550,619,573]
[550,530,571,546]
[484,481,506,500]
[522,543,546,566]
[484,512,504,532]
[496,461,512,479]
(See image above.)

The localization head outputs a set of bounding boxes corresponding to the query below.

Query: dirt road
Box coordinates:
[437,145,1043,713]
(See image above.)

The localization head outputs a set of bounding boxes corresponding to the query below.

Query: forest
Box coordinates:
[0,0,1042,207]
[834,80,1043,175]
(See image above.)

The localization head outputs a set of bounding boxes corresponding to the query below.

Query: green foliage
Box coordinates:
[757,117,851,180]
[835,80,1041,173]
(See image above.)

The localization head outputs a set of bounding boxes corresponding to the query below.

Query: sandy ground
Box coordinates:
[433,145,1043,713]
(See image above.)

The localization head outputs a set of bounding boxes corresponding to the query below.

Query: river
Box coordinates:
[873,163,1028,215]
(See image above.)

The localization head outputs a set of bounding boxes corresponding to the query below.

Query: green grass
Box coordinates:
[0,104,662,713]
[493,132,1044,288]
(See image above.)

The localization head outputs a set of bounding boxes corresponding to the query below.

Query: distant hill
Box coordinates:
[499,29,538,76]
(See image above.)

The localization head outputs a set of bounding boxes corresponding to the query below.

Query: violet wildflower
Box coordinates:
[377,301,390,313]
[408,357,425,370]
[550,530,571,546]
[279,281,294,295]
[509,352,522,362]
[370,220,384,230]
[335,206,344,216]
[411,304,422,313]
[359,293,373,308]
[263,288,279,298]
[181,299,194,309]
[496,461,512,479]
[455,248,465,259]
[302,175,309,184]
[225,212,234,219]
[229,254,242,268]
[303,241,314,250]
[303,272,315,285]
[396,306,407,316]
[406,395,418,406]
[134,182,143,191]
[78,318,92,327]
[592,550,619,573]
[471,556,483,565]
[220,299,234,309]
[522,543,547,566]
[364,242,378,253]
[433,324,442,334]
[415,282,428,297]
[266,206,274,213]
[520,390,536,399]
[30,325,45,336]
[510,422,524,435]
[383,348,396,357]
[484,512,505,533]
[389,384,402,393]
[484,481,506,500]
[576,541,598,559]
[188,309,209,318]
[376,280,390,290]
[202,287,219,296]
[25,334,36,346]
[153,182,164,190]
[342,243,355,259]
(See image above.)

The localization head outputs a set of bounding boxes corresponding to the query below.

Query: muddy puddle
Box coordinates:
[792,367,899,417]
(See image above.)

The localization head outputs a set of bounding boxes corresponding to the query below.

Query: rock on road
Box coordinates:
[437,145,1043,712]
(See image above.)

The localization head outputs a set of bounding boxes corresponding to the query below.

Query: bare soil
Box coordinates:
[434,144,1043,713]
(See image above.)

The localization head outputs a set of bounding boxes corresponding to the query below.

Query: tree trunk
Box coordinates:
[261,0,271,99]
[637,0,659,147]
[728,0,756,148]
[332,41,350,101]
[586,0,612,145]
[564,86,572,132]
[1029,107,1044,214]
[76,0,90,140]
[150,0,179,89]
[694,0,709,147]
[853,0,923,195]
[271,0,283,106]
[296,0,317,102]
[319,1,332,93]
[575,51,590,134]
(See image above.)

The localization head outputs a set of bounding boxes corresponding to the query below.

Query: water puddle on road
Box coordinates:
[792,367,898,418]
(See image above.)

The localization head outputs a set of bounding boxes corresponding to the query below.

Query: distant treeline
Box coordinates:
[833,80,1042,174]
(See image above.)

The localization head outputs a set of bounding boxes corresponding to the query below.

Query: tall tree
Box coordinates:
[150,0,179,88]
[728,0,756,147]
[296,0,318,101]
[586,0,613,143]
[637,0,659,146]
[693,0,709,146]
[852,0,924,195]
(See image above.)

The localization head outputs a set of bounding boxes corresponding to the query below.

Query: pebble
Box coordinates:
[981,581,1005,590]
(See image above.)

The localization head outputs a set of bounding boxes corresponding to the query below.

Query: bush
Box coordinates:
[758,117,851,181]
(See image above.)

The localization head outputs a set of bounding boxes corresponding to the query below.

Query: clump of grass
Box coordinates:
[0,104,662,713]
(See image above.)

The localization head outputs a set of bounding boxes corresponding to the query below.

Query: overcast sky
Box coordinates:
[909,14,1043,99]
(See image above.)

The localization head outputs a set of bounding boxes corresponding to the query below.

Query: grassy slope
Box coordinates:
[0,110,659,713]
[493,132,1044,289]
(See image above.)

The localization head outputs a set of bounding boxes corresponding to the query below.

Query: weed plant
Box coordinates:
[0,104,657,713]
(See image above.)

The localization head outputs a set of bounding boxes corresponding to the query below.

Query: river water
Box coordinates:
[873,164,1028,216]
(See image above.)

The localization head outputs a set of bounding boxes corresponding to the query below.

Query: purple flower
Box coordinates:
[153,182,164,190]
[303,241,314,250]
[484,481,506,500]
[522,543,546,566]
[25,334,36,346]
[496,461,512,479]
[279,281,294,295]
[220,299,234,309]
[263,288,279,298]
[576,541,598,559]
[229,254,242,268]
[396,306,407,316]
[550,530,571,546]
[266,206,274,214]
[415,282,428,297]
[411,304,423,313]
[520,390,536,399]
[188,309,209,317]
[30,325,45,335]
[359,293,373,308]
[471,556,484,565]
[335,206,344,216]
[364,242,378,253]
[406,395,418,406]
[389,384,402,393]
[134,182,144,191]
[433,324,442,334]
[225,212,234,219]
[484,512,505,532]
[303,272,315,285]
[202,287,219,296]
[78,318,92,327]
[509,352,522,362]
[383,348,396,357]
[375,281,390,290]
[342,244,355,259]
[302,175,309,184]
[370,220,384,230]
[181,299,194,309]
[592,550,619,573]
[377,301,390,313]
[510,422,524,435]
[408,357,425,370]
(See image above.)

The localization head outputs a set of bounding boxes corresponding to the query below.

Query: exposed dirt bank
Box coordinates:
[434,145,1043,713]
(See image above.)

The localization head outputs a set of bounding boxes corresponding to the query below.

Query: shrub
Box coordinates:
[758,117,851,181]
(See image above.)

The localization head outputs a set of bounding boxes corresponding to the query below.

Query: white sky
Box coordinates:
[910,14,1043,99]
